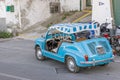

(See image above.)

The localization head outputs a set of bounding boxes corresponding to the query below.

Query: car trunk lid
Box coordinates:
[75,38,113,60]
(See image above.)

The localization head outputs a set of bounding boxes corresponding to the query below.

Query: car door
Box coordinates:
[43,28,65,62]
[43,41,63,62]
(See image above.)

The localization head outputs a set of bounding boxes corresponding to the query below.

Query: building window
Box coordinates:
[86,0,92,6]
[50,2,60,13]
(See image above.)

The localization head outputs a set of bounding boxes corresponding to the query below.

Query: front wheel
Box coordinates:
[35,46,45,61]
[66,56,80,73]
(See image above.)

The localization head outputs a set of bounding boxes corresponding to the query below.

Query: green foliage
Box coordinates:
[0,32,13,38]
[62,16,66,20]
[62,12,71,20]
[47,23,53,28]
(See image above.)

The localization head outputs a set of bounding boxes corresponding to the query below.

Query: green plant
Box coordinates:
[64,13,70,16]
[62,12,71,20]
[47,23,53,28]
[0,31,13,38]
[62,15,66,20]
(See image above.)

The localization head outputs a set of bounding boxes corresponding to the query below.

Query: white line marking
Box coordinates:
[114,60,120,63]
[0,72,31,80]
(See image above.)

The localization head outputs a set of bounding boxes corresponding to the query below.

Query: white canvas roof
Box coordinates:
[49,23,98,34]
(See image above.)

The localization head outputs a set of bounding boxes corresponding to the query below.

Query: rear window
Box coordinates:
[87,42,97,54]
[99,41,109,52]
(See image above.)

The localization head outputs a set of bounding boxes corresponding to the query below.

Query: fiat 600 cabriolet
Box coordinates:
[35,23,114,73]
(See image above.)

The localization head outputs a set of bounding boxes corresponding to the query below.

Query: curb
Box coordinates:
[0,38,13,42]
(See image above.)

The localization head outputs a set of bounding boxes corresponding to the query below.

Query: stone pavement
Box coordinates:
[17,25,47,40]
[17,11,92,40]
[114,55,120,62]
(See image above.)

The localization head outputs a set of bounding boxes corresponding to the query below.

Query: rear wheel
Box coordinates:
[66,56,80,73]
[35,46,45,61]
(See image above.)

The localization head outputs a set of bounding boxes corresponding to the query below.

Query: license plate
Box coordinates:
[97,47,105,54]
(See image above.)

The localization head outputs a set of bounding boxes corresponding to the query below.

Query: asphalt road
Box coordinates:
[0,39,120,80]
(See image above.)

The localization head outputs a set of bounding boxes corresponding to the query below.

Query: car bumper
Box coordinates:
[80,56,114,66]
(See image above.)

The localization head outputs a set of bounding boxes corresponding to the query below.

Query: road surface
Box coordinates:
[0,39,120,80]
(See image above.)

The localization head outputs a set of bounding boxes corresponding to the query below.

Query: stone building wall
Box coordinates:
[0,0,82,31]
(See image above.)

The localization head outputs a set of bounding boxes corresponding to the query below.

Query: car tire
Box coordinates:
[66,56,80,73]
[35,46,45,61]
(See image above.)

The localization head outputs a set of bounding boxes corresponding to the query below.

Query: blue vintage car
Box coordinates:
[35,23,114,73]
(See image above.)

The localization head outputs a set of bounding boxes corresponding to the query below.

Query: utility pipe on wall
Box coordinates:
[18,0,21,28]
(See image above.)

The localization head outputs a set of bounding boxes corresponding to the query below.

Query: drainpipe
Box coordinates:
[18,0,21,28]
[80,0,82,11]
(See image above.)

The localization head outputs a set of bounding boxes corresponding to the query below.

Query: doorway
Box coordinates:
[112,0,120,26]
[86,0,92,7]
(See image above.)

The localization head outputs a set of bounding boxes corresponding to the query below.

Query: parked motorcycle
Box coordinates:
[100,22,120,55]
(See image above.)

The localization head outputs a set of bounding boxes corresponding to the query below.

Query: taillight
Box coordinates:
[112,49,116,56]
[84,55,88,61]
[103,33,110,38]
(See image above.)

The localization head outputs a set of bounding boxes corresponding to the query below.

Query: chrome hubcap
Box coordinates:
[68,59,75,72]
[37,49,42,59]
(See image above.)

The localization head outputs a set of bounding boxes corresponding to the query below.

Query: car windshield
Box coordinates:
[75,31,90,39]
[47,28,96,42]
